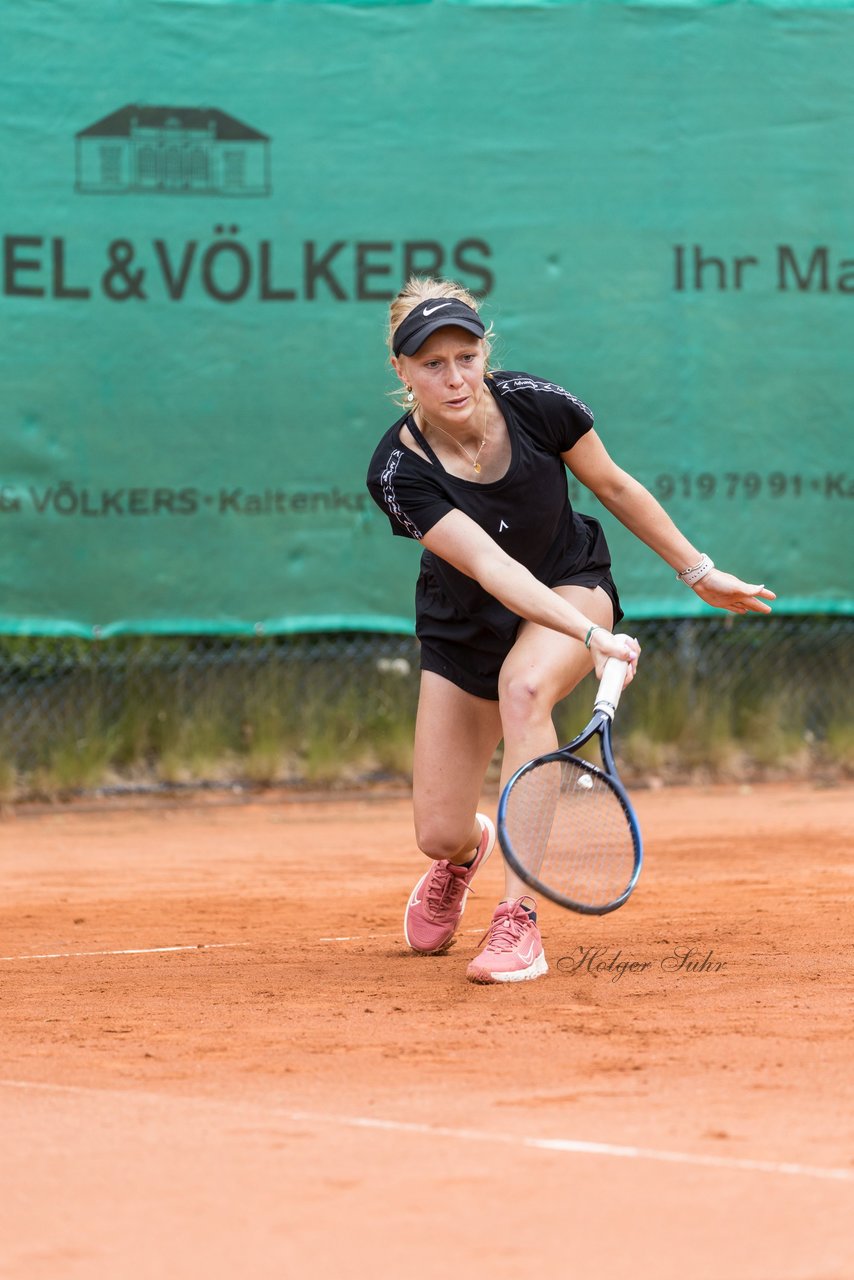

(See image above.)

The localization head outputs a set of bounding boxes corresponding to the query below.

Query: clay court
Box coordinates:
[0,782,851,1279]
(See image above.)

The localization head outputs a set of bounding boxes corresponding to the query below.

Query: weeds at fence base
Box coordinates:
[0,622,851,803]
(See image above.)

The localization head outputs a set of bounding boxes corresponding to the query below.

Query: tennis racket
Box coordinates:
[497,658,642,914]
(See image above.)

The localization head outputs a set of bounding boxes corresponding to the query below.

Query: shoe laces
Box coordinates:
[479,902,532,954]
[425,860,470,914]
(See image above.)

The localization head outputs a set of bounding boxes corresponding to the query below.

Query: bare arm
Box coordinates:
[420,508,640,675]
[563,431,776,615]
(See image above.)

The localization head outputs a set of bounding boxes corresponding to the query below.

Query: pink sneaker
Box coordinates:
[466,898,548,984]
[403,813,496,954]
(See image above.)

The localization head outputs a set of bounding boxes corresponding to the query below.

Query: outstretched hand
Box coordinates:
[589,629,641,684]
[692,569,776,615]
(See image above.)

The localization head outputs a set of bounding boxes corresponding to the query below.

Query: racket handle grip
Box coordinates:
[593,658,628,720]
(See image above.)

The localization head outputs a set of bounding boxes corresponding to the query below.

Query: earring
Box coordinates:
[405,386,414,403]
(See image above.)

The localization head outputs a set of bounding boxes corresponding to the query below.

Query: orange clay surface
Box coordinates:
[0,782,852,1280]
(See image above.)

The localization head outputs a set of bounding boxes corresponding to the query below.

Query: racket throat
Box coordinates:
[600,728,618,778]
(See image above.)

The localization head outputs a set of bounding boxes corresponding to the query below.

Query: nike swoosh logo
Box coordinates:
[409,875,427,908]
[423,302,453,316]
[519,942,537,965]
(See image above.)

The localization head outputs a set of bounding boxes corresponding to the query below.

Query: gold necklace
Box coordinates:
[419,397,490,474]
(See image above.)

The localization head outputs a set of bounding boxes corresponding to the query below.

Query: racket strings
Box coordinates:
[503,759,637,909]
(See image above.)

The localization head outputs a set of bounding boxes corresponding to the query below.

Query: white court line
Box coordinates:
[319,932,400,942]
[285,1111,854,1184]
[5,936,456,955]
[1,936,468,957]
[4,934,471,955]
[0,943,250,962]
[0,1079,850,1184]
[319,928,483,943]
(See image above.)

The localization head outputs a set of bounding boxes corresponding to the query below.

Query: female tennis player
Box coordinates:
[366,277,775,985]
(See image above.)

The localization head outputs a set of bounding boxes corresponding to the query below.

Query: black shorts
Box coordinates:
[418,515,623,702]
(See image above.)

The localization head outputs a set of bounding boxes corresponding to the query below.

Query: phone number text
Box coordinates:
[651,472,852,500]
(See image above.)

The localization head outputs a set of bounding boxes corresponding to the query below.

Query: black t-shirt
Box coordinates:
[366,371,599,651]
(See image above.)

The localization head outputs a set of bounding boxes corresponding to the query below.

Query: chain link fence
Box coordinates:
[1,616,851,800]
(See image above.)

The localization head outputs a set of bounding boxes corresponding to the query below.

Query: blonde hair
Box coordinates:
[387,276,494,409]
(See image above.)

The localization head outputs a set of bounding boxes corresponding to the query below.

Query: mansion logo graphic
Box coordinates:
[0,102,493,304]
[75,104,272,197]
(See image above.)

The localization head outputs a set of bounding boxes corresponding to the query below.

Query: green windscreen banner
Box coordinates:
[1,0,852,636]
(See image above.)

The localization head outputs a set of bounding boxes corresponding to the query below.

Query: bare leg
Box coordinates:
[411,670,503,865]
[497,585,615,901]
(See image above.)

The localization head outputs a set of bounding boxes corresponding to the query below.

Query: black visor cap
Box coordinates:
[392,298,486,357]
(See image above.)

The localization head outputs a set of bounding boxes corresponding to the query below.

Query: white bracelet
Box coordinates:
[676,554,715,586]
